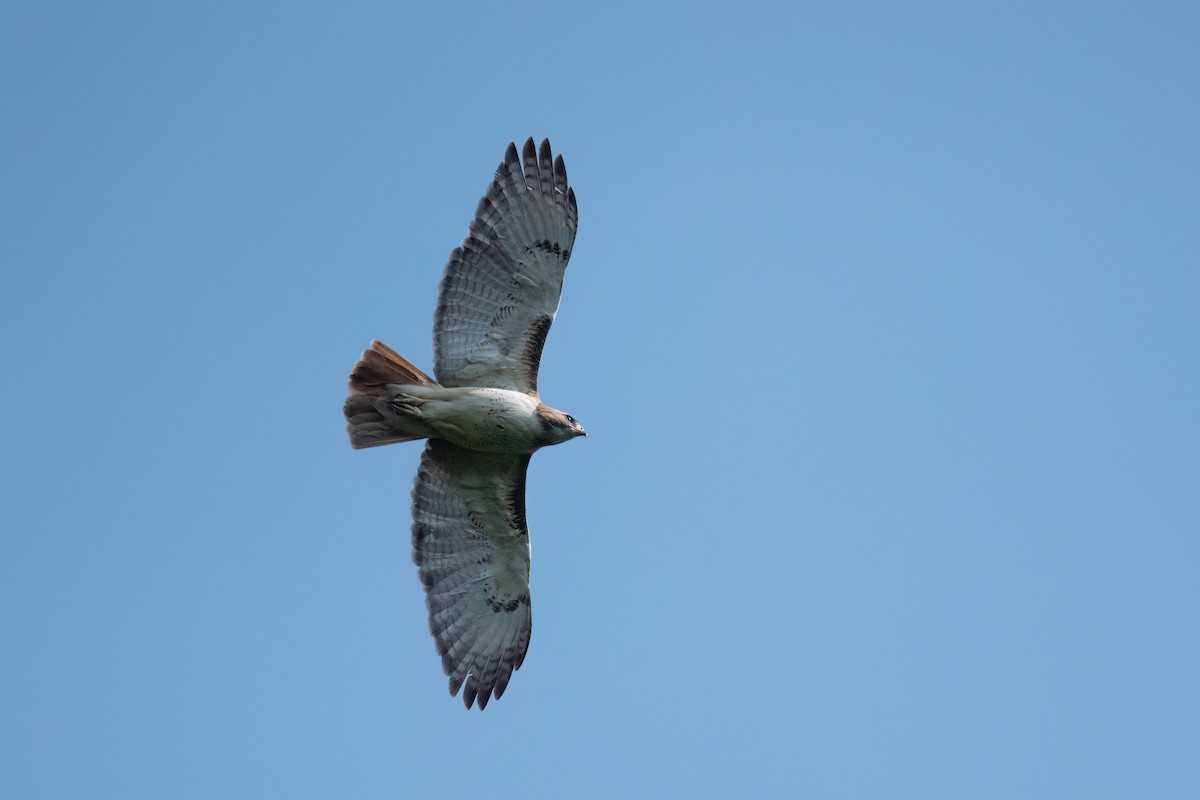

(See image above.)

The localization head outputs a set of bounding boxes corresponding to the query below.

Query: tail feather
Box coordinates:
[345,340,439,450]
[349,339,435,394]
[344,395,425,449]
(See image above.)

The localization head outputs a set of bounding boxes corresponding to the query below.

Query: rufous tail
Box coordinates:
[344,340,438,449]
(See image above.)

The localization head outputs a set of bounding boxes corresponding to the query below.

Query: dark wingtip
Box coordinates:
[567,186,577,210]
[522,137,537,163]
[538,138,552,165]
[504,141,520,165]
[554,153,567,184]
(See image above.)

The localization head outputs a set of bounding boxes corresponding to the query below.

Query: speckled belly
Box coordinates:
[431,388,543,454]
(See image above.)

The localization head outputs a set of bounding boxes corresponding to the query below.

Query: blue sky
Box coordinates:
[3,2,1198,797]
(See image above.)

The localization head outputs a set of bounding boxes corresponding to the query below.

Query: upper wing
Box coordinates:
[433,138,578,392]
[411,439,534,709]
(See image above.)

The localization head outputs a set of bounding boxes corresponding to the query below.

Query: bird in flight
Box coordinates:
[344,138,584,709]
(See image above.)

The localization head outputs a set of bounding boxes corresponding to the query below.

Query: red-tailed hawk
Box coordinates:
[344,139,584,709]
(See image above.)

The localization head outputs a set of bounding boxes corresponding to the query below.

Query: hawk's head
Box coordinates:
[535,404,587,446]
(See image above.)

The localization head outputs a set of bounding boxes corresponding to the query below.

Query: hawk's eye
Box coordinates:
[565,415,576,424]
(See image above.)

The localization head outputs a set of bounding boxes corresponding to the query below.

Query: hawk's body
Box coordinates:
[344,139,584,709]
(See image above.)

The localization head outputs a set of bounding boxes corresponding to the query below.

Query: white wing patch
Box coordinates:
[433,138,578,393]
[411,440,533,709]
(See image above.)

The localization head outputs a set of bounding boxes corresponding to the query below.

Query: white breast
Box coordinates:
[431,388,543,454]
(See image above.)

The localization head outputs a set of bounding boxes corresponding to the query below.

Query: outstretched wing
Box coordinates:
[411,439,534,709]
[433,138,578,393]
